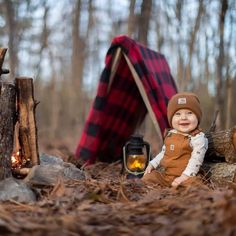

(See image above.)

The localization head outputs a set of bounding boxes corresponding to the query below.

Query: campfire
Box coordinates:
[11,150,32,177]
[11,151,22,169]
[10,119,37,178]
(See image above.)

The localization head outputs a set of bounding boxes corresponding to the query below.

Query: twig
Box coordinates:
[208,110,219,132]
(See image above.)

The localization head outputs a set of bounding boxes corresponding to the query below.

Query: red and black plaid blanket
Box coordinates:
[75,35,177,165]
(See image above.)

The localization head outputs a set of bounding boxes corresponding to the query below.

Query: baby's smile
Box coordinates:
[179,122,190,126]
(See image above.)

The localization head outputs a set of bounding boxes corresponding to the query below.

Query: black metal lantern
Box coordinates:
[123,134,150,177]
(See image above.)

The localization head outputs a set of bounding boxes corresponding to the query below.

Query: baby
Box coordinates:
[142,92,208,187]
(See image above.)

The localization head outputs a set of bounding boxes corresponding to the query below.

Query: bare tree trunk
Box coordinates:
[155,1,164,52]
[225,11,233,129]
[185,0,204,87]
[204,34,210,89]
[138,0,152,45]
[215,0,228,130]
[71,0,84,87]
[3,0,18,79]
[48,63,59,140]
[70,0,86,128]
[82,0,94,123]
[175,0,183,91]
[127,0,136,37]
[44,2,57,139]
[225,76,232,129]
[0,82,16,179]
[15,77,40,167]
[35,2,50,77]
[86,0,94,39]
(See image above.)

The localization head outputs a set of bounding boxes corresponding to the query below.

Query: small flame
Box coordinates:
[11,151,21,169]
[130,160,144,169]
[127,154,146,172]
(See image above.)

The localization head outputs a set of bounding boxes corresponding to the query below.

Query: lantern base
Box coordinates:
[126,173,144,179]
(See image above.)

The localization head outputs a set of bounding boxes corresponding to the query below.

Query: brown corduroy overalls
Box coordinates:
[142,129,200,187]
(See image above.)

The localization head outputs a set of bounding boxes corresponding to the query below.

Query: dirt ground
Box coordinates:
[1,153,236,236]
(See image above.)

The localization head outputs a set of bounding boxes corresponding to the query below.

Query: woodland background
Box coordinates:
[0,0,235,156]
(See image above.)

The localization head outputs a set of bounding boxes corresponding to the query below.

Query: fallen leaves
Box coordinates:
[0,161,236,235]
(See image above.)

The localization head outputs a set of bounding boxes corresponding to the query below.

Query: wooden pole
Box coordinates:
[0,82,16,179]
[15,77,40,167]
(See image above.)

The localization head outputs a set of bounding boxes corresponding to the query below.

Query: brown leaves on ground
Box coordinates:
[1,161,236,236]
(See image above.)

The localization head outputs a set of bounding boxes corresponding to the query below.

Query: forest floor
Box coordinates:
[1,143,236,236]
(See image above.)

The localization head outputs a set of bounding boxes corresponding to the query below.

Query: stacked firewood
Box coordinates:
[0,48,39,180]
[203,126,236,182]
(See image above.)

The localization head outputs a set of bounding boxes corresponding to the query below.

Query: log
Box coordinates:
[12,167,30,177]
[202,162,236,183]
[15,77,40,167]
[205,126,236,163]
[200,126,236,183]
[0,82,16,179]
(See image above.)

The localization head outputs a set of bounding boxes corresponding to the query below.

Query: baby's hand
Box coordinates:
[143,163,154,176]
[171,174,189,187]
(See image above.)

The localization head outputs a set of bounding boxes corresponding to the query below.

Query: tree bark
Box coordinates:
[15,77,40,167]
[0,82,16,179]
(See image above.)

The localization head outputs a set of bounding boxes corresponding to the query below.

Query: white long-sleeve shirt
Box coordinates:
[150,130,208,177]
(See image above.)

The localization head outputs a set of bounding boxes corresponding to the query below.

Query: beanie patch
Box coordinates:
[177,98,187,105]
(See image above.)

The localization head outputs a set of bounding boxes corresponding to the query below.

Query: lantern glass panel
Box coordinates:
[126,154,147,172]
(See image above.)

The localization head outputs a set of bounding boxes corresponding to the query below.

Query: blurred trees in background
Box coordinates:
[0,0,235,152]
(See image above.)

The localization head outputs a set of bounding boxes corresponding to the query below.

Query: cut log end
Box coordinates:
[202,162,236,183]
[206,126,236,163]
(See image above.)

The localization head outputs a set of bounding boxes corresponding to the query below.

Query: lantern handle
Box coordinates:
[121,142,130,174]
[143,141,151,161]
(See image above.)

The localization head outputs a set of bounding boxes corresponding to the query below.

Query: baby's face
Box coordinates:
[171,109,198,133]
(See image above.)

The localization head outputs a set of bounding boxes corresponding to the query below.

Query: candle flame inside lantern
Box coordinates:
[126,154,146,172]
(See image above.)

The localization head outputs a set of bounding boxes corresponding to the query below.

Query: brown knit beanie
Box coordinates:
[167,92,202,127]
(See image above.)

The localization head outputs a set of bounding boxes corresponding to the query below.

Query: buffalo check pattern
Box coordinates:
[75,35,177,165]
